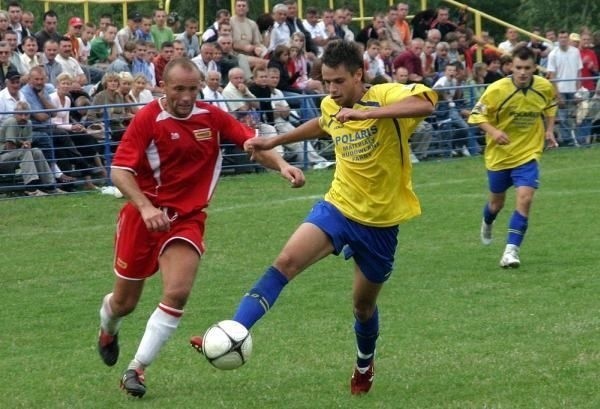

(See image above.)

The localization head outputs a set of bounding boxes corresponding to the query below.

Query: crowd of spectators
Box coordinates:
[1,0,600,195]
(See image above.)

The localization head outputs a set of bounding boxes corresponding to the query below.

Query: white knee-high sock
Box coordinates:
[99,293,122,335]
[129,303,183,370]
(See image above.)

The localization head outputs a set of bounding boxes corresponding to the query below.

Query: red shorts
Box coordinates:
[113,203,207,280]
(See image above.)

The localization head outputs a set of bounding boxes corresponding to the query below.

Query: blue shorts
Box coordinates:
[304,200,399,283]
[487,160,539,194]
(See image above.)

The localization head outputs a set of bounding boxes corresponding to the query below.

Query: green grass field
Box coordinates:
[1,147,599,408]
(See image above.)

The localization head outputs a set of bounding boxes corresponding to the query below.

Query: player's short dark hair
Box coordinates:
[512,45,535,62]
[321,40,363,74]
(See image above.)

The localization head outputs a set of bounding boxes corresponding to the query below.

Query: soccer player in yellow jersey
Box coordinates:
[190,40,436,394]
[468,46,558,268]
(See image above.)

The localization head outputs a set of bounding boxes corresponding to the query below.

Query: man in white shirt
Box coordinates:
[497,27,521,54]
[302,7,327,58]
[546,30,583,145]
[55,37,87,90]
[117,12,141,51]
[191,42,217,77]
[268,4,291,52]
[19,35,42,76]
[0,69,26,124]
[202,70,228,112]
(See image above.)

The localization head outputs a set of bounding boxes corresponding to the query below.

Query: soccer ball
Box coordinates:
[202,320,253,370]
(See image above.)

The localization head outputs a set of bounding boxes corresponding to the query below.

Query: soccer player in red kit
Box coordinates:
[97,58,305,398]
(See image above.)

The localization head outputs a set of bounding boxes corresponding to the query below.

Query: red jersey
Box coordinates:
[112,99,255,216]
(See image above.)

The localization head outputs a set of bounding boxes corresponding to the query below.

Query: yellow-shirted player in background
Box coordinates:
[468,45,558,268]
[190,40,437,395]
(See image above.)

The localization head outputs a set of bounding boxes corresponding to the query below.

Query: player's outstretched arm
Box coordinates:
[251,149,306,188]
[244,118,323,152]
[335,96,434,123]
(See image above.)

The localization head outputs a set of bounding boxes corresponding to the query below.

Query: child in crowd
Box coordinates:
[378,40,395,80]
[363,39,391,83]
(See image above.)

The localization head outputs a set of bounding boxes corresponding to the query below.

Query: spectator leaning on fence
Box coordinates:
[0,100,65,196]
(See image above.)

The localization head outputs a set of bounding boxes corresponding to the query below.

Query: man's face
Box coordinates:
[410,41,424,55]
[268,72,279,88]
[287,3,298,18]
[397,4,409,19]
[44,42,59,61]
[173,42,185,57]
[444,65,457,79]
[580,34,592,48]
[395,67,408,83]
[511,56,535,88]
[15,112,29,124]
[218,23,232,36]
[334,11,346,25]
[373,17,385,30]
[82,27,95,41]
[23,39,38,57]
[0,45,10,64]
[8,6,22,24]
[217,14,230,25]
[322,64,362,108]
[29,70,47,91]
[154,10,167,26]
[59,41,72,58]
[305,13,319,26]
[506,28,517,41]
[69,24,82,37]
[424,41,435,55]
[43,15,58,33]
[99,17,111,30]
[186,22,198,36]
[104,27,117,43]
[322,12,334,25]
[7,77,21,93]
[254,70,268,86]
[229,70,245,87]
[558,32,569,48]
[163,65,200,118]
[141,18,152,33]
[386,9,398,23]
[367,44,379,58]
[235,1,248,17]
[200,45,213,61]
[218,37,233,53]
[206,73,220,90]
[437,9,449,23]
[160,46,174,61]
[4,34,17,51]
[273,8,287,24]
[135,44,147,60]
[21,13,34,29]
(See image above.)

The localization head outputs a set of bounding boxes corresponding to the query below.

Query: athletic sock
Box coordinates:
[483,202,498,225]
[131,303,183,369]
[232,266,289,329]
[507,210,528,246]
[99,293,122,335]
[355,307,379,369]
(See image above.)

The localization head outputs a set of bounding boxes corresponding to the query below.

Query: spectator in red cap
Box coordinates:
[66,16,84,60]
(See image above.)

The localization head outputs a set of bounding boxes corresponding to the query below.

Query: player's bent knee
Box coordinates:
[353,304,377,322]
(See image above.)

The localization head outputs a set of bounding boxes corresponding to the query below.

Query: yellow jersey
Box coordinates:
[318,83,437,227]
[468,76,558,171]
